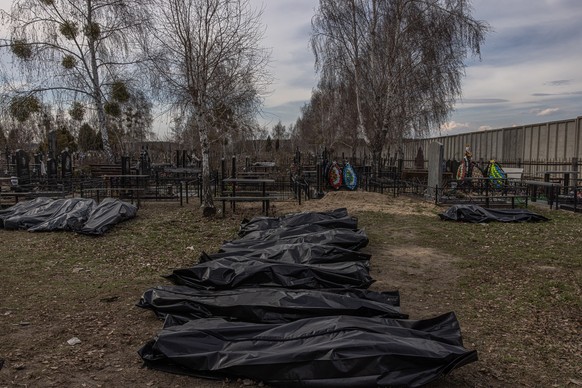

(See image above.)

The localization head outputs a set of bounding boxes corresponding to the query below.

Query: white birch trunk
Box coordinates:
[197,112,216,216]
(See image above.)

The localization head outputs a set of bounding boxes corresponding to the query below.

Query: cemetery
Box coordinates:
[0,118,580,387]
[3,116,582,217]
[1,187,580,387]
[0,142,204,208]
[0,122,580,387]
[0,0,580,385]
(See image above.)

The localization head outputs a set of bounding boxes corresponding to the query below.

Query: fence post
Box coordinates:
[199,174,203,204]
[179,181,183,206]
[485,179,490,208]
[231,156,236,178]
[298,181,302,205]
[316,163,321,195]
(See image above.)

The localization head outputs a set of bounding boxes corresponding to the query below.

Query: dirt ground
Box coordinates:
[0,191,579,387]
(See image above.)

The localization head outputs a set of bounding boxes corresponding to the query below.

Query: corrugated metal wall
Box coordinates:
[403,116,582,177]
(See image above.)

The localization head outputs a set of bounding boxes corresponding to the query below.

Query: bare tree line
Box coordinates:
[296,0,488,172]
[0,0,487,215]
[0,0,272,214]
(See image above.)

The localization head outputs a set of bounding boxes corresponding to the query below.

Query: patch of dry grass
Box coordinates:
[0,195,580,387]
[356,205,581,387]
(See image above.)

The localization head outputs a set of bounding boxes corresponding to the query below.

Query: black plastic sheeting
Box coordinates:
[202,243,371,265]
[138,208,477,386]
[0,197,137,234]
[138,286,405,323]
[139,313,477,388]
[77,198,138,235]
[439,204,550,223]
[242,222,360,242]
[166,257,374,290]
[219,228,369,252]
[237,207,352,237]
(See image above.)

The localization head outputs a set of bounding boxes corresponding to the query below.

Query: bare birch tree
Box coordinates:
[143,0,270,216]
[0,0,151,161]
[312,0,488,171]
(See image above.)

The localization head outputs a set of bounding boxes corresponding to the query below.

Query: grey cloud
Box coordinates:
[469,14,582,67]
[449,94,582,133]
[288,68,318,90]
[260,99,309,127]
[546,80,572,86]
[267,0,316,16]
[460,98,509,104]
[532,107,561,117]
[289,45,315,67]
[283,19,313,40]
[532,91,582,97]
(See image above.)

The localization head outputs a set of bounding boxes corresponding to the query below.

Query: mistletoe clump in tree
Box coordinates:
[0,0,152,161]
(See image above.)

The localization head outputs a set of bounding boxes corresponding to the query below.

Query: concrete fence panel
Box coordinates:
[401,116,581,176]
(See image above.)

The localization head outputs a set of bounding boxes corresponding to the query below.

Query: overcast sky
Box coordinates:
[253,0,582,135]
[1,0,581,136]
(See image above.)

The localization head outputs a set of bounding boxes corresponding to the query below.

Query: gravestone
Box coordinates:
[121,155,131,188]
[48,130,57,158]
[427,142,444,200]
[61,150,73,190]
[47,158,58,186]
[451,159,461,178]
[176,150,186,168]
[15,149,30,185]
[139,148,151,176]
[121,156,131,175]
[34,153,44,179]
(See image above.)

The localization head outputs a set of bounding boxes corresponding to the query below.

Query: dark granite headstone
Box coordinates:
[48,130,57,159]
[15,149,30,185]
[34,153,44,179]
[47,158,58,185]
[61,150,73,191]
[61,150,72,179]
[140,148,151,176]
[121,156,130,175]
